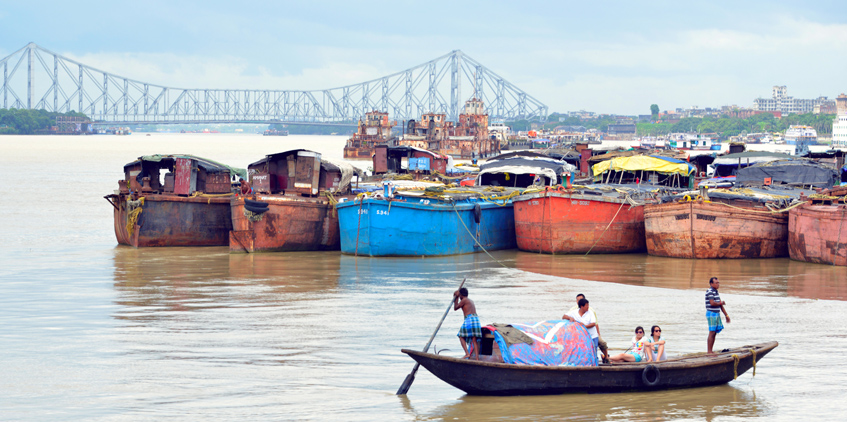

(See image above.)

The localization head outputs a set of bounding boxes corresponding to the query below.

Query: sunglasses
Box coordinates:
[653,329,661,332]
[636,331,644,334]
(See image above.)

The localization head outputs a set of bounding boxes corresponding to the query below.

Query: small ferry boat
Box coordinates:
[104,154,245,247]
[344,111,396,159]
[783,125,817,146]
[229,149,356,253]
[402,318,777,395]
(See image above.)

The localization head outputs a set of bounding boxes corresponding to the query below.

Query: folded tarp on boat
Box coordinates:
[593,155,695,177]
[486,320,598,367]
[135,154,248,180]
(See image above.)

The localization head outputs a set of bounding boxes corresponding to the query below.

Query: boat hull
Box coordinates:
[403,341,776,396]
[644,201,787,259]
[112,194,232,247]
[788,204,847,266]
[343,147,373,159]
[229,196,342,253]
[514,191,646,254]
[336,198,516,256]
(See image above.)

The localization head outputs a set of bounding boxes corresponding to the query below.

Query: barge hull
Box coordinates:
[337,198,516,256]
[514,192,646,254]
[788,205,847,266]
[229,197,341,253]
[113,195,232,247]
[644,201,788,259]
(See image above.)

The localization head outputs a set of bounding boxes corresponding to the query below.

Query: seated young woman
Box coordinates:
[608,326,647,363]
[645,325,666,362]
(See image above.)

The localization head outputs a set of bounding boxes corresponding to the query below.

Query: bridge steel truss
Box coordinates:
[1,43,547,124]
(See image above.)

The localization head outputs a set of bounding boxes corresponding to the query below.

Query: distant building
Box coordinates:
[833,93,847,150]
[607,123,636,136]
[753,85,833,115]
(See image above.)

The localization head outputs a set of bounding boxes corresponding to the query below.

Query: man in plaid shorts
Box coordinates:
[454,287,481,360]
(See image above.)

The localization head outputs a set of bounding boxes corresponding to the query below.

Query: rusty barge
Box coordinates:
[789,187,847,266]
[229,149,356,253]
[105,155,246,247]
[343,111,396,159]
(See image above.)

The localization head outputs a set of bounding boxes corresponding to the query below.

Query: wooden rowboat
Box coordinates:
[402,341,777,396]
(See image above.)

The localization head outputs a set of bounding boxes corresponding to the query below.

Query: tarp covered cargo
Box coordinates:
[132,154,248,180]
[593,155,695,177]
[736,159,838,187]
[487,320,597,367]
[478,157,578,184]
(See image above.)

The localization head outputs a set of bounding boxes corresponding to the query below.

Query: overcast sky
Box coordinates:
[1,1,845,115]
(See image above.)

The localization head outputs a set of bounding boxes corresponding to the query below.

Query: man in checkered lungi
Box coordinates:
[454,287,481,360]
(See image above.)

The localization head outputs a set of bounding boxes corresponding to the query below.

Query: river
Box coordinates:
[1,133,845,421]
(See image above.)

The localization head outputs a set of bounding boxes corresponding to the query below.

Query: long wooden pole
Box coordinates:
[396,278,466,395]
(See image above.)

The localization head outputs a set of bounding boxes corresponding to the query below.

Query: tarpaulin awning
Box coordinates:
[133,154,247,180]
[592,155,695,177]
[478,157,578,183]
[736,160,838,187]
[487,320,597,367]
[712,151,795,166]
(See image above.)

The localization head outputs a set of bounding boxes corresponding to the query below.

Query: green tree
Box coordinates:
[650,104,659,120]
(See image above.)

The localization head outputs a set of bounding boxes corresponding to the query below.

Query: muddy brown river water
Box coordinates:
[1,134,846,421]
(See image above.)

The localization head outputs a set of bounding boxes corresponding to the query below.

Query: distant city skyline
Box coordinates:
[1,1,845,115]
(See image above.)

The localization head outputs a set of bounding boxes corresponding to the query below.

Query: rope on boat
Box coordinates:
[585,199,626,256]
[451,203,510,269]
[732,354,740,380]
[126,197,145,237]
[750,348,757,377]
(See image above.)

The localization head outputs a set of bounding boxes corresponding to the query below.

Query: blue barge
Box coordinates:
[336,195,516,256]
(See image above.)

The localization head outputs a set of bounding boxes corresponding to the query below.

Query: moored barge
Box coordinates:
[229,149,356,253]
[788,187,847,266]
[343,111,396,159]
[104,154,246,247]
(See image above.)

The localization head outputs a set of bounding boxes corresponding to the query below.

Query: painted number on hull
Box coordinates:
[531,201,539,205]
[571,200,590,206]
[358,209,368,215]
[419,199,430,205]
[376,210,389,216]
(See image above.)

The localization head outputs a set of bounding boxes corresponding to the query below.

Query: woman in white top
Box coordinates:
[608,326,647,363]
[645,325,666,362]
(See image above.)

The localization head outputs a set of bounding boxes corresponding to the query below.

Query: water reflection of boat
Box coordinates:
[403,341,776,395]
[512,251,847,300]
[402,384,772,420]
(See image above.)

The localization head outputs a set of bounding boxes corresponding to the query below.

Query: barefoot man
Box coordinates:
[454,287,481,360]
[706,277,730,353]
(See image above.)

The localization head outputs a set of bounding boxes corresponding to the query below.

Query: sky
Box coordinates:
[1,0,845,115]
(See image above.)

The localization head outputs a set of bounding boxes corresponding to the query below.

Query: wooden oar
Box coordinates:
[396,278,466,395]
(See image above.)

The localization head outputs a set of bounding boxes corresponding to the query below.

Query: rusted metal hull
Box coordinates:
[403,341,777,396]
[343,147,373,159]
[644,201,788,259]
[112,194,232,247]
[229,196,344,253]
[789,204,847,266]
[514,191,646,254]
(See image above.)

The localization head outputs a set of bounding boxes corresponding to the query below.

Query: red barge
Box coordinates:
[789,187,847,266]
[514,187,656,254]
[229,149,356,253]
[105,154,245,247]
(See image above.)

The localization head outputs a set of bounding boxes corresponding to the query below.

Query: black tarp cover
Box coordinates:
[736,160,838,187]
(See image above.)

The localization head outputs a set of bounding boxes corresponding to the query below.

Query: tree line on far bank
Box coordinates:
[0,108,89,134]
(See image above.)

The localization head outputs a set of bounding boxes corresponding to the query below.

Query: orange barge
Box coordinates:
[105,154,245,247]
[229,149,356,253]
[644,200,788,259]
[788,191,847,266]
[343,111,396,159]
[514,187,656,254]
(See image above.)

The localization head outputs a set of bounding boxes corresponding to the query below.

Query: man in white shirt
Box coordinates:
[567,294,609,362]
[563,297,599,360]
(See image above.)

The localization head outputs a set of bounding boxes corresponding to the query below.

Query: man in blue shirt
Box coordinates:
[706,277,731,353]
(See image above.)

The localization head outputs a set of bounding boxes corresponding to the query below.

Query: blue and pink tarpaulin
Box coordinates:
[487,320,598,367]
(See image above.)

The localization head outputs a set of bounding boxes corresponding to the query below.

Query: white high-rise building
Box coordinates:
[833,94,847,150]
[753,86,831,115]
